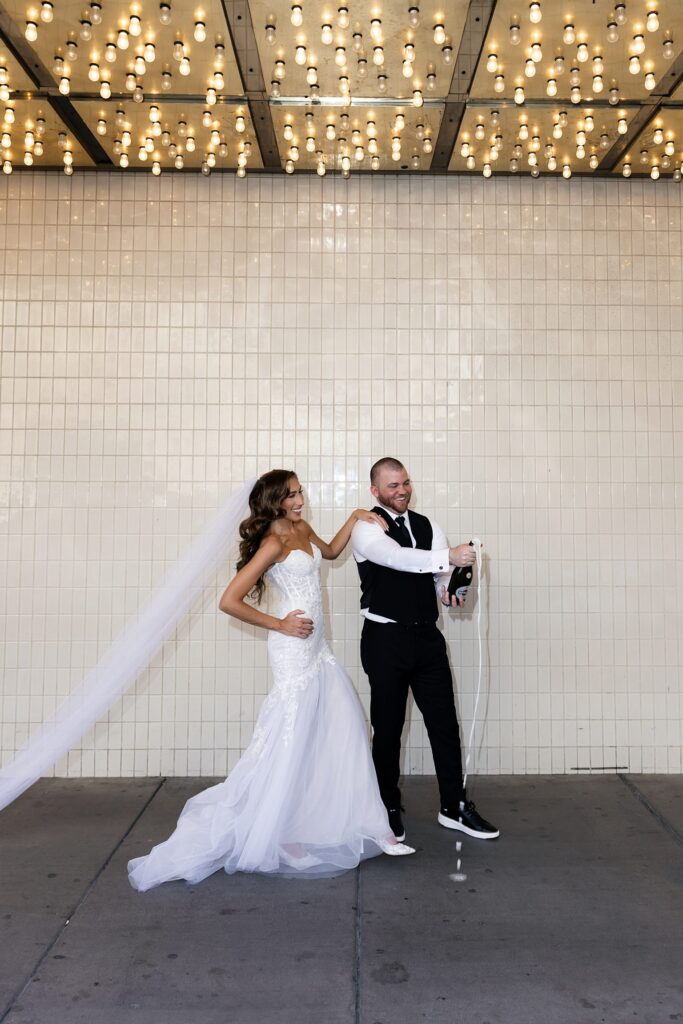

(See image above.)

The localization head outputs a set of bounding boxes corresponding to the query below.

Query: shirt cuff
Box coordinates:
[428,548,449,574]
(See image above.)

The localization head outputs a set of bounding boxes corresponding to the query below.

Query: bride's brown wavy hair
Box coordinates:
[237,469,297,603]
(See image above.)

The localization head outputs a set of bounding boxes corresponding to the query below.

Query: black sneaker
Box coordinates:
[387,807,405,842]
[438,800,499,840]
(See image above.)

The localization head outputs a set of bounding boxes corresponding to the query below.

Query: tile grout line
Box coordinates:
[354,862,362,1024]
[0,778,167,1023]
[618,774,683,849]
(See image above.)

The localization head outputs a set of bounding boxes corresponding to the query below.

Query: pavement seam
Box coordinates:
[0,778,167,1023]
[354,863,362,1024]
[618,774,683,849]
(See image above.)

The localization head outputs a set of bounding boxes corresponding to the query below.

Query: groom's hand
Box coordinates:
[440,585,464,608]
[448,543,477,567]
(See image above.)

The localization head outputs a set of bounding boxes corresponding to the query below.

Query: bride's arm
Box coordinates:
[219,537,314,638]
[307,510,388,561]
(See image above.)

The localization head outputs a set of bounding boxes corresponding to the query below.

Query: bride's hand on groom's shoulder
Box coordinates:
[353,509,389,531]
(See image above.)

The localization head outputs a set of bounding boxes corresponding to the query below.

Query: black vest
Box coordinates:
[357,508,438,624]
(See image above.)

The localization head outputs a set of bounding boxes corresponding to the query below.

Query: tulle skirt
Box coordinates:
[127,656,393,889]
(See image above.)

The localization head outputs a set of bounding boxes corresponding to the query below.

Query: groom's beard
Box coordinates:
[376,494,411,514]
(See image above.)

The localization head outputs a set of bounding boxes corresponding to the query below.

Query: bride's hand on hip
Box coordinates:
[278,610,314,638]
[353,509,389,530]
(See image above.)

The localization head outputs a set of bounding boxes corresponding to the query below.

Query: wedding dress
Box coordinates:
[127,545,401,889]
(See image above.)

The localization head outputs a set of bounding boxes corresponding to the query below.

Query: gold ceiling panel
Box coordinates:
[72,98,262,169]
[271,101,443,172]
[471,0,683,104]
[1,97,95,168]
[449,102,639,175]
[613,108,683,176]
[5,0,243,97]
[249,0,469,101]
[0,41,34,90]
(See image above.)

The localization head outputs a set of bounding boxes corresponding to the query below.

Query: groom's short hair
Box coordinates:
[370,457,405,485]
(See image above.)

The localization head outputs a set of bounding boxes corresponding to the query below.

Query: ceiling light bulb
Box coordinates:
[644,71,656,89]
[235,114,245,133]
[653,127,663,144]
[194,21,206,42]
[632,34,645,55]
[514,85,525,104]
[23,150,34,166]
[295,44,306,65]
[144,136,154,152]
[105,42,117,61]
[433,23,445,45]
[629,55,640,74]
[402,59,413,77]
[79,17,92,38]
[665,140,675,156]
[584,115,594,132]
[640,148,649,163]
[563,24,575,45]
[118,29,129,49]
[179,55,190,75]
[615,3,626,24]
[270,80,280,97]
[474,122,485,140]
[377,73,387,91]
[39,0,52,20]
[291,4,303,27]
[412,89,423,107]
[571,85,581,103]
[609,87,619,104]
[352,31,362,51]
[370,18,382,42]
[274,59,286,79]
[486,53,498,73]
[318,22,332,45]
[607,21,618,43]
[408,6,420,28]
[460,141,469,157]
[442,44,452,63]
[373,46,384,66]
[394,114,404,130]
[525,58,536,77]
[546,78,557,96]
[337,6,349,29]
[134,55,146,75]
[663,38,675,60]
[335,46,345,66]
[576,144,585,158]
[593,55,604,74]
[59,76,70,94]
[562,164,571,178]
[493,74,505,93]
[159,3,171,25]
[622,161,631,176]
[650,164,659,179]
[371,155,380,170]
[25,20,38,41]
[647,9,659,31]
[509,23,520,45]
[206,152,216,166]
[466,154,475,170]
[133,85,143,102]
[129,15,141,36]
[593,75,603,92]
[577,42,588,62]
[529,2,541,24]
[483,162,492,177]
[283,122,293,141]
[265,22,276,44]
[617,118,627,134]
[161,71,172,89]
[285,159,294,174]
[206,86,216,103]
[530,41,542,62]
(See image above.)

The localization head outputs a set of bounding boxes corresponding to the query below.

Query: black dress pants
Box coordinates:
[360,619,464,811]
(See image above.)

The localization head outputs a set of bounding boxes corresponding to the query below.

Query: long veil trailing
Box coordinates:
[0,479,256,813]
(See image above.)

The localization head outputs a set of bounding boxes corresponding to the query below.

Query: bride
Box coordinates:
[127,470,415,890]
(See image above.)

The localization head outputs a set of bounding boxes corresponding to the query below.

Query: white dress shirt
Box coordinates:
[352,505,451,624]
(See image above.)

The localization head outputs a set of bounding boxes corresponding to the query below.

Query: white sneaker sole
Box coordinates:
[437,812,500,840]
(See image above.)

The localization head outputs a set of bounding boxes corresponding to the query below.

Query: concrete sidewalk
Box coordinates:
[1,775,682,1024]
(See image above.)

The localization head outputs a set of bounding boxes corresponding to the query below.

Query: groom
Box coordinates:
[351,457,499,844]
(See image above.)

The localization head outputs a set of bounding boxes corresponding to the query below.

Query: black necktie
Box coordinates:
[394,515,413,547]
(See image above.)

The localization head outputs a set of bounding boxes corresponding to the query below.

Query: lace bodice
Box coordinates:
[265,544,333,688]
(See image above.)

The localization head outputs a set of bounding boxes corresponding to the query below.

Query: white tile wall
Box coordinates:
[1,170,682,780]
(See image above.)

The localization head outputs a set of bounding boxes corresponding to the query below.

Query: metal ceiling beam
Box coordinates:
[0,0,112,164]
[220,0,280,169]
[431,0,497,170]
[598,52,683,172]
